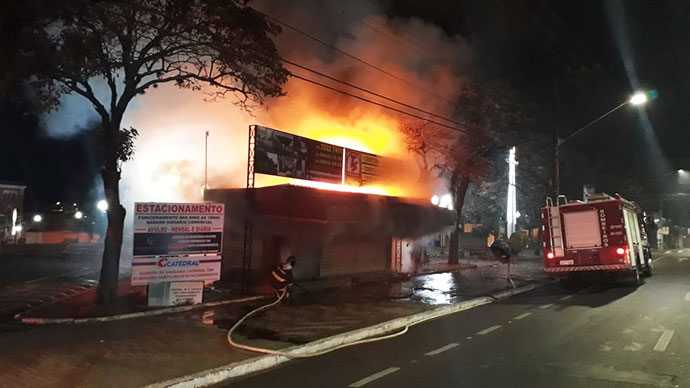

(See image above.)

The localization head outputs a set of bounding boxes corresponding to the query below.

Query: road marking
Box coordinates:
[539,303,555,309]
[543,362,675,387]
[349,367,400,387]
[424,343,459,356]
[685,292,690,301]
[679,258,688,263]
[513,312,533,320]
[599,342,613,352]
[665,250,671,254]
[24,276,51,284]
[678,250,684,253]
[623,342,644,351]
[653,330,675,352]
[559,295,575,301]
[477,325,502,335]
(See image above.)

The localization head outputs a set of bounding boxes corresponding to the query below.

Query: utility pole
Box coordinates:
[204,130,209,192]
[507,147,517,238]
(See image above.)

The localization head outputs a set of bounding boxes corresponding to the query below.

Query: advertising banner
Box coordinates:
[344,149,398,186]
[254,125,343,184]
[133,202,224,256]
[131,255,222,285]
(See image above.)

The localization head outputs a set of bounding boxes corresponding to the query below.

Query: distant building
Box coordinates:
[0,181,26,240]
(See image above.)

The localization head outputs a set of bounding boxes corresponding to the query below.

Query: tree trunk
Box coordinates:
[448,175,470,265]
[448,215,460,265]
[97,121,126,304]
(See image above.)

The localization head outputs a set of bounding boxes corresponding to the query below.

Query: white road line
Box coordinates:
[678,250,684,253]
[477,325,502,335]
[665,250,672,254]
[559,295,575,301]
[653,330,675,352]
[424,343,459,356]
[685,292,690,302]
[513,312,533,320]
[349,367,400,387]
[539,303,555,309]
[24,276,51,284]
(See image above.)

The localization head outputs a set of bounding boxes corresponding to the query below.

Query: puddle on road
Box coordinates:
[410,272,462,305]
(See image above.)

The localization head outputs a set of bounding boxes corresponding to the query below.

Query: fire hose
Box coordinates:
[227,288,414,358]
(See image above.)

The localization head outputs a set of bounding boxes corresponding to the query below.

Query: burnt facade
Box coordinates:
[204,185,453,285]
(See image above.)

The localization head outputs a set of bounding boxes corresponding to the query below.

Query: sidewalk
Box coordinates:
[1,258,551,388]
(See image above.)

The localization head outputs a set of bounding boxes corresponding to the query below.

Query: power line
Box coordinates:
[289,72,466,133]
[281,58,462,126]
[249,7,456,105]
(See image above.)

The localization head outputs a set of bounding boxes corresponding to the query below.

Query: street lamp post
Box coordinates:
[204,130,209,193]
[554,91,654,195]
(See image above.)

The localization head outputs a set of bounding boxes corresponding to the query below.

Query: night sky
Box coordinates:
[2,0,689,220]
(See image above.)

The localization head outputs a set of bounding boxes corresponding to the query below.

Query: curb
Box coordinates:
[146,282,544,388]
[17,295,268,325]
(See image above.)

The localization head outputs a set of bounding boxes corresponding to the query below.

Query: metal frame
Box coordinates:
[392,238,402,273]
[241,125,257,292]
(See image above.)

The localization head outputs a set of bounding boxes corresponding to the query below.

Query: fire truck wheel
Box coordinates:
[559,274,579,289]
[628,267,642,287]
[642,257,653,277]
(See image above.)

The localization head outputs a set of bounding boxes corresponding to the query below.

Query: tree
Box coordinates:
[2,0,288,303]
[400,79,525,264]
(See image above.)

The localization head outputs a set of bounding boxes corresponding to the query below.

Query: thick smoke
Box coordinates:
[40,0,474,264]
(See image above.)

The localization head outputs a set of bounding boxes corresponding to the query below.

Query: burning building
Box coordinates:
[205,184,453,287]
[204,125,454,288]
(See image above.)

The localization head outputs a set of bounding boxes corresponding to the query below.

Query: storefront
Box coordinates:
[204,184,453,286]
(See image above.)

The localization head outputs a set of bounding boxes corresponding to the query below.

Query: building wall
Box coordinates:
[220,219,390,282]
[0,183,26,240]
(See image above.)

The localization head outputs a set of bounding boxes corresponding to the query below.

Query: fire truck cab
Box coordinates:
[541,193,652,286]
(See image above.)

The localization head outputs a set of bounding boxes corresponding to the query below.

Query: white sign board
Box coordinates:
[131,255,221,285]
[169,282,204,305]
[133,202,224,256]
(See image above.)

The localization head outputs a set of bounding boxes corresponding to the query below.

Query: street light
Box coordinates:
[629,92,648,106]
[74,211,83,219]
[33,214,42,223]
[97,200,108,212]
[555,90,655,195]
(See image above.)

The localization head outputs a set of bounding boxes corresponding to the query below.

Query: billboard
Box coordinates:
[344,149,397,186]
[131,255,222,285]
[133,202,224,256]
[254,125,343,184]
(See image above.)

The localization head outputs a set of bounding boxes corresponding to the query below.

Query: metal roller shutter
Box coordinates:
[320,240,354,277]
[320,238,387,277]
[221,228,262,269]
[356,239,386,273]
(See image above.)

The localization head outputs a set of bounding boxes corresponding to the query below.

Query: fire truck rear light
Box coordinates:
[616,247,625,255]
[547,252,555,259]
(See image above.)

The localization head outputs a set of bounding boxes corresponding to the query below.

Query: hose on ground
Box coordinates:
[227,288,411,358]
[227,286,511,358]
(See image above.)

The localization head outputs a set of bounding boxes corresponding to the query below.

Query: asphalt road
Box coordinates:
[225,250,689,388]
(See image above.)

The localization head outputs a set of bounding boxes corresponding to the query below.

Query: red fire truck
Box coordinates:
[541,193,653,286]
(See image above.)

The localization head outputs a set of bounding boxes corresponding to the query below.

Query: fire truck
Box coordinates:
[541,193,653,286]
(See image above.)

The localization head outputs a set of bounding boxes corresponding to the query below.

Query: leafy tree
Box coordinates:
[2,0,288,303]
[400,79,525,264]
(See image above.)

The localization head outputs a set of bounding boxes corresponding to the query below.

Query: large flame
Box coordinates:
[119,5,468,205]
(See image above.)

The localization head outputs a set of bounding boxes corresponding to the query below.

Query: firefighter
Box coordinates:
[270,256,296,299]
[490,238,511,263]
